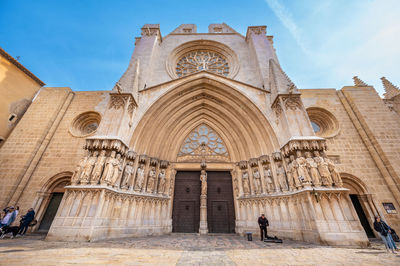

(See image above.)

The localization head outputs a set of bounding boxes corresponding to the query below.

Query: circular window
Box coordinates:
[176,50,229,77]
[307,107,340,138]
[69,111,101,137]
[166,40,239,79]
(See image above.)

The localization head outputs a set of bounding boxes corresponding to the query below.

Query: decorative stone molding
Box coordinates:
[306,107,340,138]
[248,158,258,167]
[272,151,282,161]
[150,157,159,166]
[166,40,239,80]
[69,111,101,138]
[139,154,148,164]
[141,24,162,40]
[281,137,327,156]
[259,155,270,165]
[84,137,129,155]
[245,26,267,40]
[238,160,248,169]
[160,160,169,169]
[109,93,137,116]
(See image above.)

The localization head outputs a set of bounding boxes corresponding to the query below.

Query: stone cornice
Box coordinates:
[0,47,45,86]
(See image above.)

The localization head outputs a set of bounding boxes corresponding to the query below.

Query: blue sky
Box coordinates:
[1,0,399,95]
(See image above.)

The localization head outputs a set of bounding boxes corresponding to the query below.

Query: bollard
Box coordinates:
[246,232,252,241]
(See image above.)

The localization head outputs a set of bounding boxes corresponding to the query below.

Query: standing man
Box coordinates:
[258,214,269,241]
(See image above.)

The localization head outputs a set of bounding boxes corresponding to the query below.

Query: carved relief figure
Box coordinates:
[81,151,98,184]
[305,151,321,186]
[327,159,343,187]
[289,155,302,188]
[91,150,106,185]
[252,168,261,194]
[111,153,123,188]
[285,157,295,190]
[157,169,166,194]
[200,169,207,195]
[296,151,311,184]
[313,151,333,186]
[242,171,250,195]
[276,162,288,192]
[71,156,87,185]
[101,151,117,185]
[146,167,156,193]
[121,161,134,189]
[135,164,145,191]
[263,167,274,193]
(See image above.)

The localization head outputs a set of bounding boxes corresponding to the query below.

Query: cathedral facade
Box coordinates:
[1,24,400,246]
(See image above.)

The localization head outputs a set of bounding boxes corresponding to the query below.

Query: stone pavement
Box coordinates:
[0,233,399,265]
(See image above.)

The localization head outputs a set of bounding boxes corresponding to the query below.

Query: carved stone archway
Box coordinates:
[130,74,279,162]
[32,172,72,231]
[341,173,380,237]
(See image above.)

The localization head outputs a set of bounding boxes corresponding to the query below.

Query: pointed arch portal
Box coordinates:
[130,75,279,163]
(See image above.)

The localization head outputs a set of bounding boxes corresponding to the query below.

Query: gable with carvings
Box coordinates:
[177,124,229,162]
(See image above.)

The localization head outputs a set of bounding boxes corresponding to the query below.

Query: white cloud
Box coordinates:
[265,0,400,95]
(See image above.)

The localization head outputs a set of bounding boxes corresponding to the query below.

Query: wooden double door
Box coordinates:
[172,171,235,233]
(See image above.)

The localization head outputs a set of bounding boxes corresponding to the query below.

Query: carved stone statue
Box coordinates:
[146,167,156,193]
[233,176,239,195]
[296,151,311,184]
[252,168,261,194]
[289,155,302,188]
[81,151,98,184]
[121,160,134,189]
[135,163,145,191]
[305,151,321,186]
[276,162,288,192]
[263,167,274,193]
[111,153,123,188]
[71,155,87,185]
[91,150,106,185]
[157,169,166,194]
[242,171,250,195]
[327,158,343,187]
[200,169,207,195]
[101,151,117,185]
[313,151,333,186]
[285,157,295,190]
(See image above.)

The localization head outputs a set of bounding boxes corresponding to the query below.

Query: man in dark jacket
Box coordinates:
[374,216,398,253]
[18,208,35,235]
[258,214,269,241]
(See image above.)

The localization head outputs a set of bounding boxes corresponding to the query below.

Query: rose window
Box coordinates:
[176,50,229,77]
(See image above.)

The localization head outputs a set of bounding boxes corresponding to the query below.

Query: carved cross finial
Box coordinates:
[381,77,400,99]
[353,76,369,87]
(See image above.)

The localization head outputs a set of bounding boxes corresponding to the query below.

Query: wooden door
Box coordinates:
[172,171,200,232]
[207,171,235,233]
[39,192,64,231]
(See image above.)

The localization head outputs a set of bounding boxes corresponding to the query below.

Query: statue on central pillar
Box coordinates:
[199,168,208,234]
[200,169,207,195]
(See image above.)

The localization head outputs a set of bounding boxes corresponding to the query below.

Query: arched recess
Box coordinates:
[32,171,72,232]
[341,173,379,238]
[130,74,279,162]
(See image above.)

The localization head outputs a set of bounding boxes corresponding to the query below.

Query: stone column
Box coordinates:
[199,168,208,234]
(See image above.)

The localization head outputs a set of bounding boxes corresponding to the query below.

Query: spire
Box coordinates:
[381,77,400,99]
[269,59,298,94]
[353,76,369,87]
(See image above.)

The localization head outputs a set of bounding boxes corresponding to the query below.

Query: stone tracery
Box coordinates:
[177,124,229,162]
[176,50,229,77]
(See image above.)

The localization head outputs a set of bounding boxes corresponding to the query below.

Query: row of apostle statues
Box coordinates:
[240,150,343,196]
[71,150,169,195]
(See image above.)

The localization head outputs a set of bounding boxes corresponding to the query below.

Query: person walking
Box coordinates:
[374,216,398,253]
[0,206,16,228]
[18,208,35,235]
[258,214,269,241]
